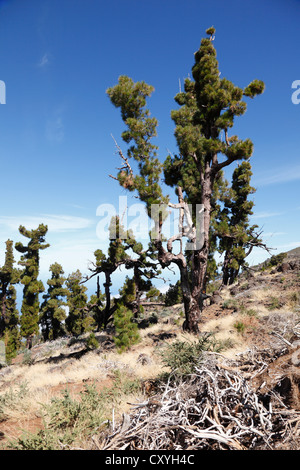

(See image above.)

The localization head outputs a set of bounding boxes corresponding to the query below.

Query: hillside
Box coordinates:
[0,247,299,450]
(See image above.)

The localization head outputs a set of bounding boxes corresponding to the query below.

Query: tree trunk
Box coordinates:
[193,162,213,314]
[103,272,112,327]
[180,265,200,334]
[26,335,33,350]
[229,268,238,285]
[0,284,7,336]
[222,250,231,286]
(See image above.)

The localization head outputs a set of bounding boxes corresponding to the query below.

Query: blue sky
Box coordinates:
[0,0,299,298]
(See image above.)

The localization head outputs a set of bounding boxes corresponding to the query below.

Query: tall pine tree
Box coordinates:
[40,263,68,341]
[218,161,255,284]
[65,270,93,336]
[218,161,270,284]
[0,240,21,361]
[15,224,49,348]
[107,27,264,332]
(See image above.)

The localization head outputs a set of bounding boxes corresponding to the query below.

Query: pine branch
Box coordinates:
[109,134,134,180]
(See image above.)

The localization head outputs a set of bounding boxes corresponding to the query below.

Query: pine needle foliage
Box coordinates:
[0,240,21,361]
[15,224,49,348]
[40,263,68,341]
[65,270,93,337]
[113,304,140,353]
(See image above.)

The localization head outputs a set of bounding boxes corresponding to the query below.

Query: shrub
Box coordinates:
[4,372,142,450]
[0,382,29,423]
[242,308,258,318]
[267,252,287,268]
[22,349,34,366]
[234,321,246,334]
[160,333,223,377]
[222,299,238,311]
[268,296,281,310]
[290,291,300,304]
[7,384,107,450]
[85,332,99,350]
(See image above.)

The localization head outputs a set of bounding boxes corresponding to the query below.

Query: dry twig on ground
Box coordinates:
[99,352,300,450]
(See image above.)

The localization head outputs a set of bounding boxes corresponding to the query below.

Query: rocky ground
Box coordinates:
[0,248,299,450]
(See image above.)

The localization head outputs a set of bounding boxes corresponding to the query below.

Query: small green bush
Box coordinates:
[160,333,223,377]
[22,349,34,366]
[290,291,300,304]
[266,252,287,268]
[243,308,258,318]
[85,332,99,350]
[234,321,246,334]
[0,382,29,422]
[113,305,140,353]
[7,384,107,450]
[268,296,281,310]
[222,299,238,311]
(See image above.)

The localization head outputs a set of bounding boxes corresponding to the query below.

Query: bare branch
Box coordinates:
[111,134,134,177]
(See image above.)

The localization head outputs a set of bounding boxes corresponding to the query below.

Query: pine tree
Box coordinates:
[113,304,140,353]
[0,240,21,361]
[65,270,93,336]
[218,161,254,284]
[87,276,106,331]
[15,224,49,348]
[107,27,264,333]
[86,217,133,328]
[165,281,183,306]
[218,161,270,284]
[118,276,137,310]
[86,216,161,326]
[40,263,68,341]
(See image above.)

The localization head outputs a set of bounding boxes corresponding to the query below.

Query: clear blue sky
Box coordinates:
[0,0,299,297]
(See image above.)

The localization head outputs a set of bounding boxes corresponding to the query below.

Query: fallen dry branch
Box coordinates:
[99,352,300,450]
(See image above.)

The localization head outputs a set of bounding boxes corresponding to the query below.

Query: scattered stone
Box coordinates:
[230,287,238,296]
[137,354,152,366]
[210,291,223,305]
[278,262,291,273]
[0,366,12,377]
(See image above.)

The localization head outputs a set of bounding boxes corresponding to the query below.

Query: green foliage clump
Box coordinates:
[233,321,246,334]
[267,252,287,267]
[268,296,281,310]
[65,270,94,336]
[85,332,99,350]
[0,240,21,361]
[0,382,29,423]
[15,224,49,348]
[160,333,223,377]
[39,263,68,341]
[217,161,262,285]
[165,281,183,306]
[21,348,34,365]
[113,305,140,353]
